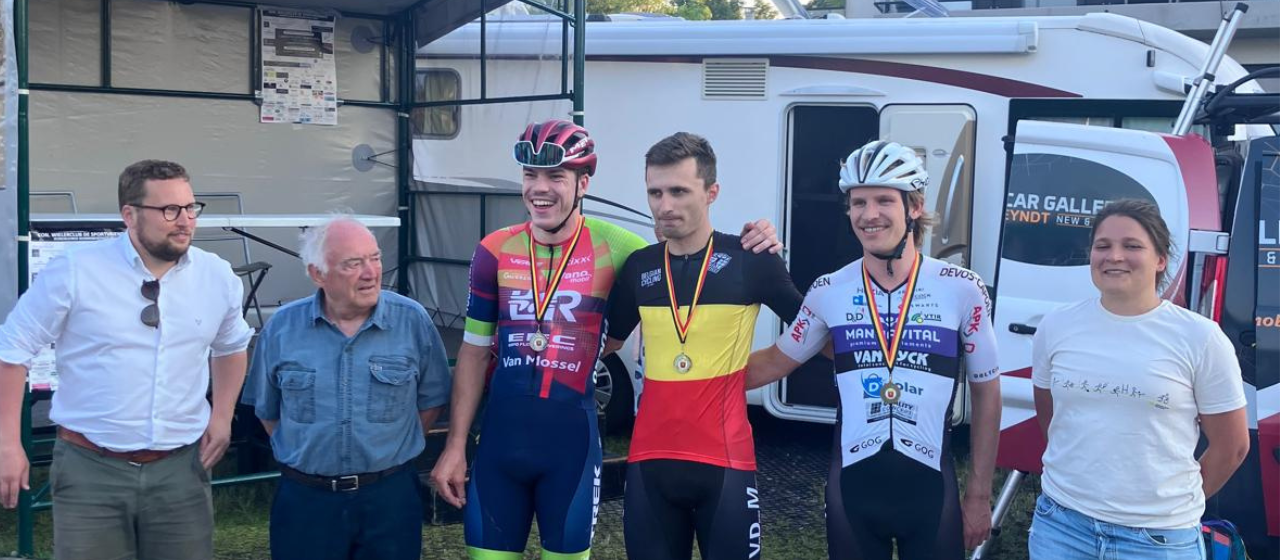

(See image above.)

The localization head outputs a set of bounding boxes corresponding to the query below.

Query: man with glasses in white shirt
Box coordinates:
[0,159,253,560]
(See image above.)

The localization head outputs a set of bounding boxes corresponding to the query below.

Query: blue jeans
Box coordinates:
[1029,493,1205,560]
[269,464,423,560]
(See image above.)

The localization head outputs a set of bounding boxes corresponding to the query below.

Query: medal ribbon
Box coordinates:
[527,216,585,326]
[663,235,715,346]
[861,255,923,375]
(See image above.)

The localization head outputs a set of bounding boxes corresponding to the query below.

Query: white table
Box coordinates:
[30,213,401,258]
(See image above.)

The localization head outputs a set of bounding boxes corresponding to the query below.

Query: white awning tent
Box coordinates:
[0,0,579,316]
[0,0,583,553]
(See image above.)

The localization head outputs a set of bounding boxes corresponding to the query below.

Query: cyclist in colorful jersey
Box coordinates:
[429,120,783,560]
[603,132,803,560]
[743,140,1002,560]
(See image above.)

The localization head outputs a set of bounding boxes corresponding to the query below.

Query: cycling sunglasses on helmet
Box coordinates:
[513,140,569,168]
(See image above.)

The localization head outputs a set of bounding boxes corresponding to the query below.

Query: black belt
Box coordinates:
[279,462,410,492]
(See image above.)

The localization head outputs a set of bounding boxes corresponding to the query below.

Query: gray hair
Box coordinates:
[299,213,363,275]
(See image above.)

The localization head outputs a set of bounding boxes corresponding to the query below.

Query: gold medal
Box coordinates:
[880,382,901,405]
[674,353,693,373]
[527,218,585,353]
[664,236,714,375]
[861,255,923,405]
[530,331,549,353]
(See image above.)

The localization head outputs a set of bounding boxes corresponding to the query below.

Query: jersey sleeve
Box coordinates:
[605,255,642,341]
[1192,324,1247,415]
[748,251,803,323]
[587,217,649,271]
[775,277,832,364]
[462,238,502,347]
[961,273,1000,383]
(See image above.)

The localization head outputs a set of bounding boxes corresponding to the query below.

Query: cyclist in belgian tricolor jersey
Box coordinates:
[430,120,782,560]
[604,132,803,560]
[744,140,1002,560]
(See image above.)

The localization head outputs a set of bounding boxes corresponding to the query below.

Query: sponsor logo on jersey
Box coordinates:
[938,267,978,281]
[965,305,983,335]
[501,353,583,372]
[861,372,886,399]
[900,328,941,344]
[570,254,593,266]
[852,349,930,368]
[561,270,592,283]
[801,305,815,318]
[964,342,976,354]
[849,435,885,454]
[845,326,876,341]
[1257,313,1280,328]
[852,294,866,306]
[640,268,662,288]
[811,276,831,290]
[910,312,943,324]
[500,271,530,282]
[507,332,577,351]
[709,252,732,273]
[898,437,937,459]
[860,371,925,398]
[508,289,582,321]
[970,367,999,381]
[845,312,866,322]
[790,318,810,344]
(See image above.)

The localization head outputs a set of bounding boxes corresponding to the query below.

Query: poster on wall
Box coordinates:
[259,7,338,125]
[26,227,124,391]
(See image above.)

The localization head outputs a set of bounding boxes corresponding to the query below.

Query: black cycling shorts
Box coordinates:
[825,430,963,560]
[624,459,762,560]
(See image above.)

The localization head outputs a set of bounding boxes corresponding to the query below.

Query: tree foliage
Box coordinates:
[752,0,779,19]
[586,0,748,19]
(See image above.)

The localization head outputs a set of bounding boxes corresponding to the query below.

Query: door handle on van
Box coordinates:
[1008,323,1037,335]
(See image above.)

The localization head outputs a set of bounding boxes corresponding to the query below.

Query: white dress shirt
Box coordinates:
[0,233,253,451]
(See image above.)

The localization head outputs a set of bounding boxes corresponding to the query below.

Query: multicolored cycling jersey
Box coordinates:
[777,255,999,472]
[607,231,802,470]
[465,216,647,410]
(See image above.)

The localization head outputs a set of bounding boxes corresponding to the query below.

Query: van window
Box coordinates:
[413,69,460,139]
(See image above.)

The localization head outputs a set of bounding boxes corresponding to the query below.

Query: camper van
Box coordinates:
[409,12,1277,554]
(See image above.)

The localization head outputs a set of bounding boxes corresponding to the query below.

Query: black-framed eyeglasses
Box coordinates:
[132,202,206,221]
[140,280,160,328]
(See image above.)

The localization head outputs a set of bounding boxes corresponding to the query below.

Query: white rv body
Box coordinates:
[409,14,1264,426]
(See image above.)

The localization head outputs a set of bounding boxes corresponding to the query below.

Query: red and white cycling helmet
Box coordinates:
[514,119,598,176]
[838,140,928,193]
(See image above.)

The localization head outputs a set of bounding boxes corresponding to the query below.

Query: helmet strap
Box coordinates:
[544,189,583,235]
[867,192,915,278]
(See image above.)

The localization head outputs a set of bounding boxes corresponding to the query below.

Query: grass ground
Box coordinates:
[2,436,1041,560]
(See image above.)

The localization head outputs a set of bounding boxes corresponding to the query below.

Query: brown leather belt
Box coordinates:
[57,428,180,465]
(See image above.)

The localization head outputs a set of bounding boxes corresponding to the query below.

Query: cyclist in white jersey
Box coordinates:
[744,140,1002,560]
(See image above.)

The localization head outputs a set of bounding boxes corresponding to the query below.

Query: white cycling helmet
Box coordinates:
[838,140,928,193]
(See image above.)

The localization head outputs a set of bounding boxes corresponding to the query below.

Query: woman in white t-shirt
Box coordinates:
[1028,199,1249,560]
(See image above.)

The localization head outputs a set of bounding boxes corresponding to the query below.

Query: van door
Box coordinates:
[990,120,1218,474]
[880,105,977,267]
[768,104,878,422]
[880,104,977,426]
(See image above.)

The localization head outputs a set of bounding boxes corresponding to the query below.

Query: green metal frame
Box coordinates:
[396,0,587,297]
[10,0,586,555]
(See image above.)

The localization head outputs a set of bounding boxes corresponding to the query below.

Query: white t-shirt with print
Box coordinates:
[1031,298,1246,529]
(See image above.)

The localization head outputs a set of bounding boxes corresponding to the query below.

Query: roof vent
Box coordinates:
[702,59,768,100]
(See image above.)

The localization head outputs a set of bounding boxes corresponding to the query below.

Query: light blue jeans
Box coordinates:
[1028,493,1205,560]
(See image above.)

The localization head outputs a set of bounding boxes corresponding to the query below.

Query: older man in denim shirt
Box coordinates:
[242,216,451,560]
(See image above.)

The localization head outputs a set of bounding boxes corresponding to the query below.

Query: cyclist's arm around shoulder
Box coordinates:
[745,345,804,390]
